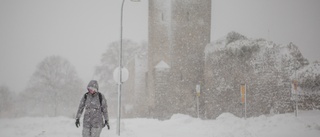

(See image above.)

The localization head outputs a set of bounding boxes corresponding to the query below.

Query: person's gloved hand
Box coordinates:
[104,120,110,130]
[75,119,80,128]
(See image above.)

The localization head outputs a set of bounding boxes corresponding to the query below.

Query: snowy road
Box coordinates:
[1,110,320,137]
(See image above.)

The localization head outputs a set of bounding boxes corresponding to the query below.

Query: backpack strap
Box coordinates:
[98,92,102,107]
[84,92,89,101]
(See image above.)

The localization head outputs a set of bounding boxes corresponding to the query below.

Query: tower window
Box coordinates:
[187,11,190,21]
[161,12,164,21]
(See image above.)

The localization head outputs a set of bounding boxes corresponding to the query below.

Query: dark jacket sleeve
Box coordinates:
[76,95,86,119]
[101,94,109,121]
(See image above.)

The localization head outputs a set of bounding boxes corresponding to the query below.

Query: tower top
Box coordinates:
[155,60,170,69]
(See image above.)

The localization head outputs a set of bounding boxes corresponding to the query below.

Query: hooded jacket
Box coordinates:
[76,80,109,128]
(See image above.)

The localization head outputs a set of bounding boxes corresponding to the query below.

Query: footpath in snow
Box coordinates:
[1,110,320,137]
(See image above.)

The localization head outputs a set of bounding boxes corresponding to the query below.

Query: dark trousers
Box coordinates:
[82,127,102,137]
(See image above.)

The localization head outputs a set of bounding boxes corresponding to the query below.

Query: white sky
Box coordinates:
[1,0,319,92]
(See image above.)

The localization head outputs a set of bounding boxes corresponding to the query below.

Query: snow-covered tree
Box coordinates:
[0,85,15,117]
[294,61,320,110]
[95,40,143,90]
[94,40,146,117]
[203,32,309,118]
[23,56,83,117]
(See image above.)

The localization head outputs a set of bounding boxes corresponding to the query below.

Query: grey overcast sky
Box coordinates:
[1,0,319,92]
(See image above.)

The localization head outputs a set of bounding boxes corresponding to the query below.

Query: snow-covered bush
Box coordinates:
[203,33,310,118]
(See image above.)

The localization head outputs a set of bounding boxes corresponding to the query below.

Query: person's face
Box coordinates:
[88,87,97,94]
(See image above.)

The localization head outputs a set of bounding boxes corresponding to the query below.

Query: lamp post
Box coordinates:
[117,0,140,136]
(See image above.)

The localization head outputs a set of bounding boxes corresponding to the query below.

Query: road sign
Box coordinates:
[113,67,129,84]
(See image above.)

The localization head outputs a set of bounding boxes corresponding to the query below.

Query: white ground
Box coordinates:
[1,110,320,137]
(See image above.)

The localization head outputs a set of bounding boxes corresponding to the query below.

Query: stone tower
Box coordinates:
[147,0,211,118]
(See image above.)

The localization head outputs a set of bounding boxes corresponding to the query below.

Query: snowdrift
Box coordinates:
[1,110,320,137]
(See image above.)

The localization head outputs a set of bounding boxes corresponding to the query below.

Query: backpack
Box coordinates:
[84,92,103,107]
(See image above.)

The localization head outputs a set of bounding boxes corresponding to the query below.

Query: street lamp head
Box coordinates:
[130,0,140,2]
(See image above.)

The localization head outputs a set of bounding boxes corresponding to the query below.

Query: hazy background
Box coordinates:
[1,0,319,93]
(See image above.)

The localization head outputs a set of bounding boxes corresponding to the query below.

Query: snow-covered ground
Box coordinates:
[1,110,320,137]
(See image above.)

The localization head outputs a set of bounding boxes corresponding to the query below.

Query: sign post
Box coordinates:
[196,84,200,118]
[292,80,298,117]
[240,84,246,119]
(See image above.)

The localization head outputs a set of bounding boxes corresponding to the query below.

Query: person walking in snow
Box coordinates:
[75,80,110,137]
